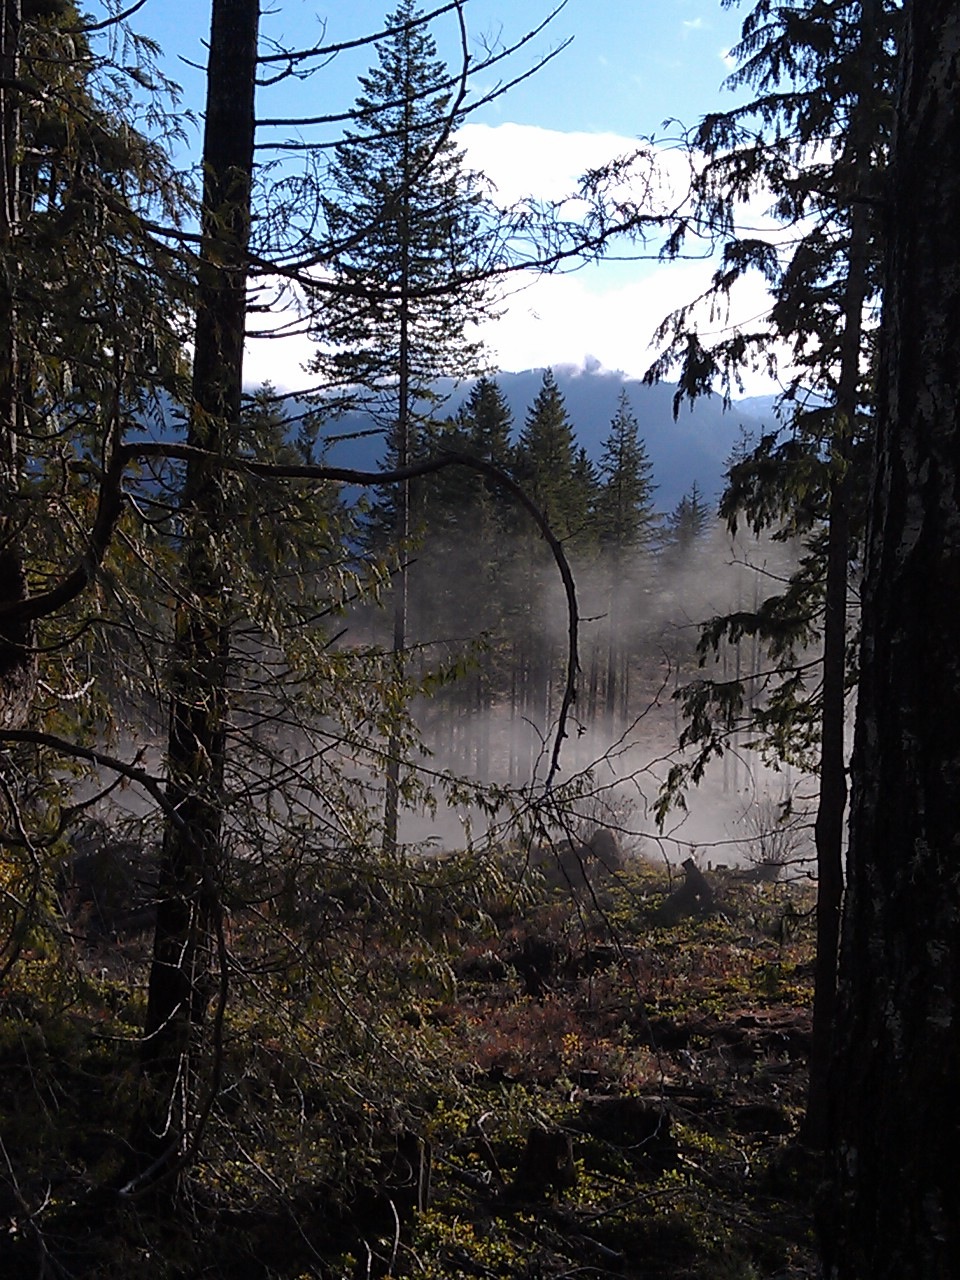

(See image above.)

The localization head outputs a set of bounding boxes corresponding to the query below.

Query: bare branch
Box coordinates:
[0,730,184,831]
[75,1,151,34]
[256,1,465,65]
[256,4,569,130]
[1,443,580,788]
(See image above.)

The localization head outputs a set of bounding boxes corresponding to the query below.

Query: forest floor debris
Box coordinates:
[0,851,820,1278]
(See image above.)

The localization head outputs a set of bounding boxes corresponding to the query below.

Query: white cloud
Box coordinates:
[242,122,786,399]
[471,257,782,396]
[459,123,785,394]
[457,121,644,207]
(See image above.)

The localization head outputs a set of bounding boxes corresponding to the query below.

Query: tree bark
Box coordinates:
[802,0,882,1152]
[383,62,415,858]
[136,0,259,1180]
[803,3,878,1148]
[824,0,960,1272]
[0,0,34,731]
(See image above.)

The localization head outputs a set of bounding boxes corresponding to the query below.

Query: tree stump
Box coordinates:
[656,858,715,924]
[511,1127,577,1198]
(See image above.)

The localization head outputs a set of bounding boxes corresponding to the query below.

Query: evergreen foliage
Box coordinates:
[308,0,496,441]
[514,368,583,541]
[305,0,504,851]
[648,0,894,761]
[827,4,960,1266]
[646,0,895,1148]
[595,391,659,552]
[0,0,193,925]
[663,480,712,554]
[10,1,948,1272]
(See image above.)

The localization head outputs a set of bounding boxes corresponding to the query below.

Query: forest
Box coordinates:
[0,0,958,1277]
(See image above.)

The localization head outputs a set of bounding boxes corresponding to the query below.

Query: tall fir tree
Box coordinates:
[647,0,895,1142]
[514,368,581,540]
[594,391,658,726]
[309,0,495,483]
[596,391,658,551]
[309,0,497,852]
[507,370,590,765]
[135,0,260,1184]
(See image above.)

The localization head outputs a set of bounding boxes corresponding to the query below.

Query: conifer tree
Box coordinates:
[0,0,191,731]
[664,481,711,554]
[596,391,658,552]
[0,0,192,1006]
[827,2,960,1267]
[0,0,592,1232]
[135,0,260,1183]
[455,374,516,532]
[507,370,586,759]
[309,0,498,852]
[595,391,658,725]
[647,0,894,1144]
[514,368,580,539]
[417,376,514,538]
[461,376,513,466]
[401,377,515,770]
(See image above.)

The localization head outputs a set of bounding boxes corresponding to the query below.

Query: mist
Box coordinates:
[355,516,820,874]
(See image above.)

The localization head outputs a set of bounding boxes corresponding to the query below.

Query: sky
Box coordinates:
[93,0,778,396]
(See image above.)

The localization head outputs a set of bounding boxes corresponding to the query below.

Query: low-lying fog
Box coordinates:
[81,521,828,882]
[385,520,823,876]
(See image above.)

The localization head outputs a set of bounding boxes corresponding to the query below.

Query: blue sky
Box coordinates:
[127,1,746,136]
[92,1,773,394]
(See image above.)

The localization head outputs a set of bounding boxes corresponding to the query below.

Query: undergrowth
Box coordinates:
[0,851,818,1278]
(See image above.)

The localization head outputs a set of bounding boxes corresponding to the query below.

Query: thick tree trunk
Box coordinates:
[823,1,960,1273]
[136,0,259,1180]
[802,0,879,1151]
[0,0,34,731]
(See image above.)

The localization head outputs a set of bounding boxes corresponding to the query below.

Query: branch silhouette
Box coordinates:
[2,444,579,786]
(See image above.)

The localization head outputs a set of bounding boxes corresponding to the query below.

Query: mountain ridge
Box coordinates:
[311,365,778,514]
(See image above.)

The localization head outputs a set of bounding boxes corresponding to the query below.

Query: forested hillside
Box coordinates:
[310,367,773,513]
[1,1,959,1277]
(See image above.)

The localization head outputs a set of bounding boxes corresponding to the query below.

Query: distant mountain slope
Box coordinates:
[311,365,778,514]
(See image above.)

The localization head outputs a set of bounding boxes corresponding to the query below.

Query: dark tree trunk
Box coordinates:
[802,0,879,1152]
[803,468,848,1148]
[383,83,415,857]
[0,0,34,731]
[823,1,960,1273]
[136,0,259,1179]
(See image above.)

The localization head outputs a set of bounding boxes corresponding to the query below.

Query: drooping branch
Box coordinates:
[0,729,181,828]
[1,443,580,786]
